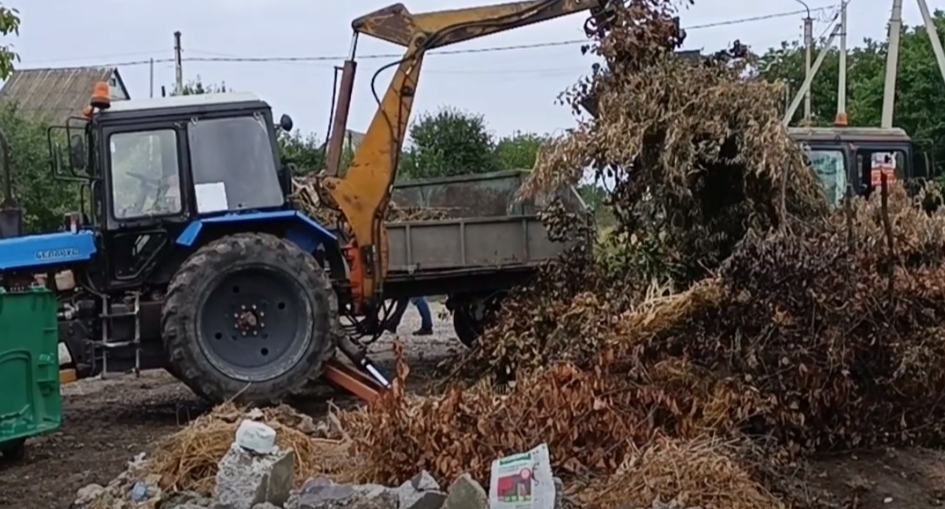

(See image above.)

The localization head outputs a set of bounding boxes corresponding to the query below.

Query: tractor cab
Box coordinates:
[48,83,296,290]
[788,126,932,205]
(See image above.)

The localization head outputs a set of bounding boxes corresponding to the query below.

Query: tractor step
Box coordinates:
[95,293,142,377]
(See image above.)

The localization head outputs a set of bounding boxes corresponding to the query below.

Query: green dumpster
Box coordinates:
[0,286,62,461]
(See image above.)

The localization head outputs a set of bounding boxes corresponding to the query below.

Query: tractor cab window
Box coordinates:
[805,148,847,206]
[188,115,284,213]
[855,149,908,195]
[109,129,182,219]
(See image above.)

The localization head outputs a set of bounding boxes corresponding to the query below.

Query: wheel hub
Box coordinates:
[197,268,309,381]
[234,305,264,335]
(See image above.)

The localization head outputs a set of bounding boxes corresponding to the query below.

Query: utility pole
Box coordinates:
[881,0,945,128]
[835,0,848,126]
[149,58,154,98]
[784,23,843,125]
[915,0,945,92]
[173,31,183,94]
[881,0,903,128]
[797,0,813,125]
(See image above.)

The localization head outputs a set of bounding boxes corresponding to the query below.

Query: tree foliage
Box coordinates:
[398,107,548,180]
[399,107,499,180]
[0,104,79,233]
[173,76,228,96]
[0,4,20,79]
[495,131,546,170]
[758,10,945,170]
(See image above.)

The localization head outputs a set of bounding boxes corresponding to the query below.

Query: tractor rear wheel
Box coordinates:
[162,233,339,405]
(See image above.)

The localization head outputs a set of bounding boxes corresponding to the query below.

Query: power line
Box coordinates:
[20,5,836,70]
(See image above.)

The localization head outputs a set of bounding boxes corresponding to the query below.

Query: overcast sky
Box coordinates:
[8,0,934,138]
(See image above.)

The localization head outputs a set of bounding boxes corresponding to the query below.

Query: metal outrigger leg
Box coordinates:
[321,335,392,403]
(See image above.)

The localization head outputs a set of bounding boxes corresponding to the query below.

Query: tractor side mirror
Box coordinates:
[69,134,87,172]
[278,114,293,132]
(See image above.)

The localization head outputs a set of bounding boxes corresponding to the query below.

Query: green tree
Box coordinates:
[0,104,79,232]
[494,131,545,170]
[279,130,325,174]
[0,5,20,79]
[757,11,945,170]
[399,106,499,180]
[173,76,227,96]
[758,38,884,126]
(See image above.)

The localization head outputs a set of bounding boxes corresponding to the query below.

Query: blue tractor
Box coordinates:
[0,84,375,405]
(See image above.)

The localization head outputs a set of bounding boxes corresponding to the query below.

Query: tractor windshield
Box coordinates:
[188,114,284,213]
[109,129,183,219]
[806,149,847,206]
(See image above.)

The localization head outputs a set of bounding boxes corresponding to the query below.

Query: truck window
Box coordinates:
[109,129,182,219]
[807,149,847,206]
[187,115,284,213]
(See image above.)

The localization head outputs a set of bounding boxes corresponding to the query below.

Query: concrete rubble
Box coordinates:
[71,418,535,509]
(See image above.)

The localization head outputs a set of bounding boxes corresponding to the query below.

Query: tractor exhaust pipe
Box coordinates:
[0,130,22,238]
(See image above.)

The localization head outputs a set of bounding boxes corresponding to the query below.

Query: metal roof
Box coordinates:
[0,67,128,124]
[788,126,912,143]
[104,92,265,113]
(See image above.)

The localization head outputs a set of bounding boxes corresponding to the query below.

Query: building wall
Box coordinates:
[108,71,129,101]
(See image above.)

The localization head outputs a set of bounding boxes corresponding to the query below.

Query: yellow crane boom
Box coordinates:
[321,0,616,307]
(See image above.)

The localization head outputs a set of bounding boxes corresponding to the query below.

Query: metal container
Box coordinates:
[0,286,62,461]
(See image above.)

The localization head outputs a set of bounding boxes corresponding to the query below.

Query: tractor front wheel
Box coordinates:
[162,233,339,405]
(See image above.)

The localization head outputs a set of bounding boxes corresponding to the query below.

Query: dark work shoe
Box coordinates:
[413,328,433,336]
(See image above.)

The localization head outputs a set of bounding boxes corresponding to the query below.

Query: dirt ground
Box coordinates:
[2,301,944,509]
[0,304,459,509]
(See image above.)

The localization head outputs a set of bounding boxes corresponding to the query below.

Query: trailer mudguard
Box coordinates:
[175,210,337,252]
[0,231,97,272]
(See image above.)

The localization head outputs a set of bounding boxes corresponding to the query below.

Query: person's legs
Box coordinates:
[386,298,409,333]
[411,297,433,334]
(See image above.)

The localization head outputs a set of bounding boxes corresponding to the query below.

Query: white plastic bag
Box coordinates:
[488,443,555,509]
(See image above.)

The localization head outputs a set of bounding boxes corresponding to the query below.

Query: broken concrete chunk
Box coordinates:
[441,474,488,509]
[235,419,277,454]
[409,470,440,492]
[286,477,397,509]
[72,484,105,507]
[396,470,445,509]
[251,503,282,509]
[215,443,295,509]
[157,490,212,508]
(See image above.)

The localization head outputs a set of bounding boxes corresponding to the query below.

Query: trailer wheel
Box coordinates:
[162,233,339,405]
[451,295,504,348]
[453,305,484,348]
[0,439,26,462]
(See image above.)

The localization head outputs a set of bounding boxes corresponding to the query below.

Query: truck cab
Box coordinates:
[788,126,931,205]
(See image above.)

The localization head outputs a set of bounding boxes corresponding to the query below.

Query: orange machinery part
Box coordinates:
[321,360,383,403]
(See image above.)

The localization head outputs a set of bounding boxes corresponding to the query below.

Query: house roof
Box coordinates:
[0,67,130,124]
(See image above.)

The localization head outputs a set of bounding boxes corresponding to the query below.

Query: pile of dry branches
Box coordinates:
[335,0,945,506]
[149,404,354,495]
[290,175,449,227]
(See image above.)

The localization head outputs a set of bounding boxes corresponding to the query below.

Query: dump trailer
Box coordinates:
[384,170,587,345]
[0,0,611,406]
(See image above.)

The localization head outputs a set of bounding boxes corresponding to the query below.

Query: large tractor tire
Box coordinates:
[162,233,340,405]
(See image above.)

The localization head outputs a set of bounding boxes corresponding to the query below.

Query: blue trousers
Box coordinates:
[388,297,433,330]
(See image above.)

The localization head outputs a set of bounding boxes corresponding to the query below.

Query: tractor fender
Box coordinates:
[175,210,347,280]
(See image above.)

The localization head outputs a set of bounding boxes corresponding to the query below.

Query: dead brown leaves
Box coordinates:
[327,0,945,506]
